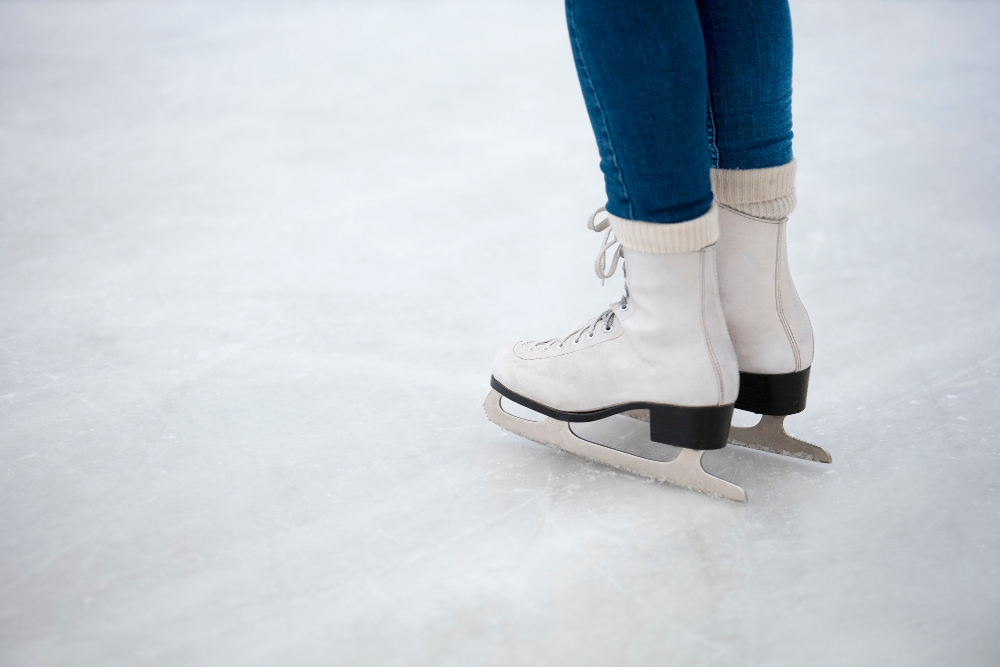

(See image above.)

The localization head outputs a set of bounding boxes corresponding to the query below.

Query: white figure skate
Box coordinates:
[484,208,747,501]
[715,205,831,463]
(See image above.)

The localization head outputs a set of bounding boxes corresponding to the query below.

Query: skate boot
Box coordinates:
[484,206,746,501]
[711,163,832,463]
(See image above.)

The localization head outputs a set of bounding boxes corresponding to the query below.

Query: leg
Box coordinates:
[482,2,745,501]
[566,0,712,223]
[697,0,794,172]
[697,0,830,462]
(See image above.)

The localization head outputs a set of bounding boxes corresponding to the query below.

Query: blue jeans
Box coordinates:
[566,0,794,223]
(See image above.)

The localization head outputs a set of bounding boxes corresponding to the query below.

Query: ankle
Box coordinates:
[710,160,797,221]
[607,204,719,254]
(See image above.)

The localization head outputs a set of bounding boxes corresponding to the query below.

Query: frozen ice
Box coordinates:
[1,1,998,665]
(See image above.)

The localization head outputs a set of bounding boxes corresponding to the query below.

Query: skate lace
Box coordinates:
[588,206,622,285]
[530,207,629,352]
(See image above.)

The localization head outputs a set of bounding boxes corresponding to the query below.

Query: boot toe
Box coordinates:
[491,342,524,391]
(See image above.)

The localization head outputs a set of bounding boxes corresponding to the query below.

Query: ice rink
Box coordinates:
[2,1,998,664]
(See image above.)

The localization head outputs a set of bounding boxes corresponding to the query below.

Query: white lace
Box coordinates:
[530,207,630,351]
[588,206,622,285]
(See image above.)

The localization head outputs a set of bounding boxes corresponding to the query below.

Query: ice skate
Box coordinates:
[484,207,747,501]
[712,168,831,463]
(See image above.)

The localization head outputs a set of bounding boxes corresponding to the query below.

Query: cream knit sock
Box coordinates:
[608,204,718,254]
[710,160,797,221]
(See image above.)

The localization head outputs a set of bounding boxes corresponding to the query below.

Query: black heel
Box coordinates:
[735,367,810,416]
[648,404,734,451]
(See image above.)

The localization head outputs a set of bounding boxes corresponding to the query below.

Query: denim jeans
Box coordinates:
[566,0,794,223]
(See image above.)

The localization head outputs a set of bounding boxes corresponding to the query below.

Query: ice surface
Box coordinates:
[1,1,999,665]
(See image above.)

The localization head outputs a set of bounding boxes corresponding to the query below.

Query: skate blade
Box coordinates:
[484,389,747,502]
[728,415,832,463]
[626,409,831,463]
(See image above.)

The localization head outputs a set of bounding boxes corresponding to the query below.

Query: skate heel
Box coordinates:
[735,367,810,416]
[728,367,832,463]
[647,404,734,451]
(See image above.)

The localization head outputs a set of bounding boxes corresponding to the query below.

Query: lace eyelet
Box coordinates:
[573,339,580,345]
[557,343,564,349]
[587,332,595,340]
[620,303,629,311]
[604,325,613,333]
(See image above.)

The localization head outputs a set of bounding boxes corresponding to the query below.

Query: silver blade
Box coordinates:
[728,415,832,463]
[484,389,747,502]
